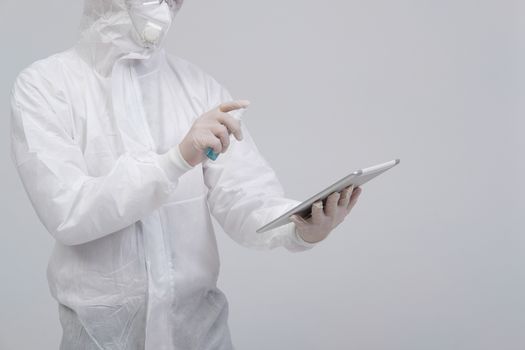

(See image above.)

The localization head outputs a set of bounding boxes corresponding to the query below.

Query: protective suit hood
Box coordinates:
[76,0,183,75]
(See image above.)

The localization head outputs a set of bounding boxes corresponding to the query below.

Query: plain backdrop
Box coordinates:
[0,0,523,349]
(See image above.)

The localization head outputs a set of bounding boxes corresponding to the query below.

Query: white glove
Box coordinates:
[290,185,362,244]
[179,100,250,167]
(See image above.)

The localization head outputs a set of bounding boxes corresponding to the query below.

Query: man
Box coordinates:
[10,0,361,348]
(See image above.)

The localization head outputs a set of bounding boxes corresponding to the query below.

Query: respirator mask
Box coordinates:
[126,0,179,48]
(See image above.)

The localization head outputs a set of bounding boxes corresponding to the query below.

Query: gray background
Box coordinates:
[0,0,523,349]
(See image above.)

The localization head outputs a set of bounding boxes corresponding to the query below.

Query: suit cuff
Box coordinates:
[277,221,316,252]
[156,145,195,181]
[292,226,318,249]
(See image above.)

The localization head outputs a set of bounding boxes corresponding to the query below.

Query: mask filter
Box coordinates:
[127,0,176,47]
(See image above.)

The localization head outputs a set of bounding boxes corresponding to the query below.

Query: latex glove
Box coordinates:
[290,185,362,244]
[179,100,250,167]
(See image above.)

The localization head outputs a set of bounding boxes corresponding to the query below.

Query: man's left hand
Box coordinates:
[290,185,362,244]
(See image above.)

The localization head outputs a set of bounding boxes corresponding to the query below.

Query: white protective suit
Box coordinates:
[10,0,315,349]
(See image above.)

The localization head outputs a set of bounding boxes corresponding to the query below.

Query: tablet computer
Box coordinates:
[256,159,400,234]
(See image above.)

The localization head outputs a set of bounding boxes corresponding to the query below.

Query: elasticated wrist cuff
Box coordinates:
[156,145,195,181]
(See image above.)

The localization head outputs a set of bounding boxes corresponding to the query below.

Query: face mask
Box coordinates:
[126,0,178,48]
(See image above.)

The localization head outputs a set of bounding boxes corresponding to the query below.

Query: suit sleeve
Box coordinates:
[202,77,315,252]
[10,71,191,246]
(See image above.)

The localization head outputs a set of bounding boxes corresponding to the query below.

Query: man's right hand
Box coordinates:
[179,100,250,167]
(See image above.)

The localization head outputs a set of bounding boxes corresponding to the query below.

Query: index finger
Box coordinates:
[219,100,251,113]
[311,201,325,224]
[216,113,243,141]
